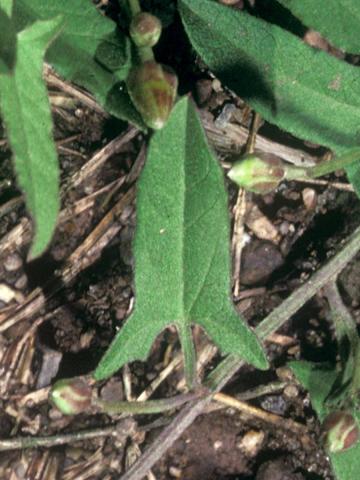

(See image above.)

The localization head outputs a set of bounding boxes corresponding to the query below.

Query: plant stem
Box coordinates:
[283,148,360,185]
[128,0,142,16]
[324,281,358,354]
[179,324,198,389]
[137,46,155,63]
[0,421,128,452]
[308,148,360,178]
[94,391,203,415]
[349,345,360,401]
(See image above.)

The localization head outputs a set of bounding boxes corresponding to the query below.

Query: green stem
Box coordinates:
[350,345,360,402]
[179,324,198,389]
[128,0,141,16]
[127,0,155,62]
[137,46,155,63]
[283,148,360,185]
[324,281,358,355]
[94,391,203,415]
[307,148,360,178]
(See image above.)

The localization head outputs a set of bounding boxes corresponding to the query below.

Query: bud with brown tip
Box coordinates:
[130,12,162,48]
[126,60,178,129]
[321,410,359,453]
[49,377,92,415]
[227,153,286,194]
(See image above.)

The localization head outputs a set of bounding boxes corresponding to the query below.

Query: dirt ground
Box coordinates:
[1,1,360,479]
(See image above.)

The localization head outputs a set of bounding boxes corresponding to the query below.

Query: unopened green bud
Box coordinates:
[49,377,92,415]
[227,153,286,194]
[321,410,359,453]
[130,12,162,48]
[127,61,178,129]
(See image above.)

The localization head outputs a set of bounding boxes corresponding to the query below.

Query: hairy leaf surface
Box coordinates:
[278,0,360,54]
[95,97,267,381]
[0,16,62,257]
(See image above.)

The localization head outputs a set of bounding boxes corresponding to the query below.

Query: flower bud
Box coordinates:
[321,410,359,453]
[130,12,162,48]
[127,61,178,129]
[227,153,286,194]
[49,377,92,415]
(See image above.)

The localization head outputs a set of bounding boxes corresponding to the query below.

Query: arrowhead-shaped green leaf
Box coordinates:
[95,97,267,382]
[278,0,360,54]
[290,361,360,480]
[179,0,360,196]
[0,16,63,257]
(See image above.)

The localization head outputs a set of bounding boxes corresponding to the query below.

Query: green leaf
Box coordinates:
[290,361,360,480]
[289,361,337,418]
[0,16,62,257]
[179,0,360,195]
[0,0,13,16]
[94,97,267,382]
[345,162,360,197]
[12,0,144,128]
[278,0,360,54]
[0,6,16,74]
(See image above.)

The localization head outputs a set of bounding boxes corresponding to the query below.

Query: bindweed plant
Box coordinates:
[1,1,360,478]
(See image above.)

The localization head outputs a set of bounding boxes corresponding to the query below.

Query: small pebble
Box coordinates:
[302,187,317,210]
[212,78,222,92]
[213,440,223,450]
[169,466,182,478]
[276,366,295,382]
[279,221,290,236]
[15,274,28,290]
[237,429,265,457]
[284,384,299,398]
[260,395,287,415]
[214,103,236,128]
[4,253,23,272]
[195,79,213,105]
[0,283,23,303]
[241,240,284,286]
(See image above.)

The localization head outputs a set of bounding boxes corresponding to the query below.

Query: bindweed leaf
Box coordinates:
[0,16,62,258]
[179,0,360,196]
[95,97,267,383]
[278,0,360,54]
[12,0,145,128]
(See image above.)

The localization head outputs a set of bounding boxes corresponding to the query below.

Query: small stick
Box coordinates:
[232,188,246,297]
[232,112,262,295]
[0,424,123,452]
[202,113,317,167]
[204,380,288,414]
[213,392,307,435]
[293,176,354,192]
[44,65,108,117]
[69,127,138,189]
